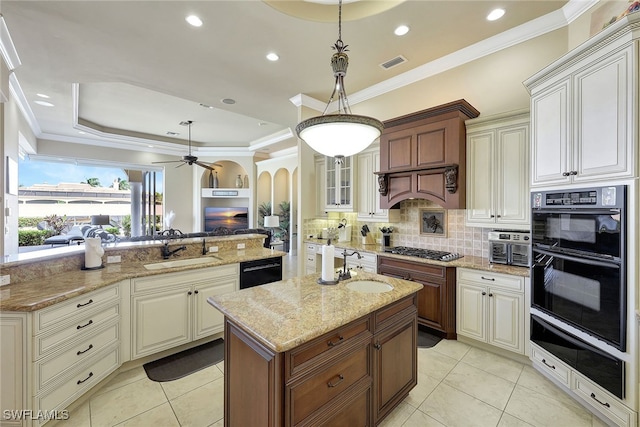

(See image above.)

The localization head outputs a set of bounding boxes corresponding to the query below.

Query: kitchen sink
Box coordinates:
[345,280,393,294]
[143,257,216,270]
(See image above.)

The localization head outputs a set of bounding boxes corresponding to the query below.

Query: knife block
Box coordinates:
[361,234,376,245]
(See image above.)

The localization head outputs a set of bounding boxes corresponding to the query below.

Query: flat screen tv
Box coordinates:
[204,207,249,232]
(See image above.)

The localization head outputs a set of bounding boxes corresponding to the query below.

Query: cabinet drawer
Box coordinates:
[305,243,318,253]
[299,379,371,427]
[572,372,635,427]
[287,317,371,380]
[288,343,370,426]
[35,345,120,420]
[530,343,570,387]
[305,254,316,265]
[132,264,238,294]
[35,320,119,392]
[377,256,446,282]
[373,295,417,333]
[34,303,120,360]
[34,285,119,334]
[458,268,524,292]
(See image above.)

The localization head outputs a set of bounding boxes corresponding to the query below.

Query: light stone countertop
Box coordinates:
[304,239,530,277]
[0,247,284,312]
[208,271,423,352]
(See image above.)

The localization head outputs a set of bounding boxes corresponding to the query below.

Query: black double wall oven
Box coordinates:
[530,185,626,398]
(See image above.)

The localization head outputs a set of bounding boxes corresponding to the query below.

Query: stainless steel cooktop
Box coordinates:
[383,246,462,262]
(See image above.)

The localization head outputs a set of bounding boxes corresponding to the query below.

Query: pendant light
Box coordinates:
[295,0,384,161]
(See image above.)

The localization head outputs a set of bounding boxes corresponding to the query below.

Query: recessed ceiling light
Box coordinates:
[36,93,50,99]
[148,145,154,148]
[166,131,180,136]
[394,25,410,36]
[258,122,268,126]
[266,52,279,61]
[78,131,86,134]
[221,98,236,105]
[34,100,54,107]
[199,103,214,109]
[185,15,203,27]
[487,8,505,21]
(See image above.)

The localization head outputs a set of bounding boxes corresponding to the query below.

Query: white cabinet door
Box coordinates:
[457,283,486,342]
[325,156,354,211]
[357,152,374,219]
[315,156,327,218]
[496,125,529,226]
[193,277,238,340]
[574,48,632,181]
[530,78,571,187]
[488,290,523,353]
[132,286,191,359]
[466,131,494,224]
[0,313,28,427]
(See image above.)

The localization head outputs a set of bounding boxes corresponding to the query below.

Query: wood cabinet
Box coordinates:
[525,23,637,187]
[131,264,238,359]
[465,111,530,229]
[324,155,354,211]
[456,268,526,354]
[377,256,456,339]
[356,148,400,222]
[223,295,418,426]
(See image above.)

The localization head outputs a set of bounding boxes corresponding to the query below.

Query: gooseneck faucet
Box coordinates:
[162,242,187,259]
[338,249,362,281]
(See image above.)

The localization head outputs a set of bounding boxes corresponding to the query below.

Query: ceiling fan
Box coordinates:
[153,120,222,171]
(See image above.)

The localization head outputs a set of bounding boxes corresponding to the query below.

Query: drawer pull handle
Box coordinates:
[327,336,344,347]
[541,359,556,370]
[77,299,94,308]
[327,374,344,388]
[77,344,94,355]
[481,276,495,281]
[590,393,610,408]
[76,320,93,330]
[77,372,93,385]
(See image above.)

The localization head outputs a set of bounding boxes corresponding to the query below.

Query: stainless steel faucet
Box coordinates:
[338,249,362,281]
[162,242,187,259]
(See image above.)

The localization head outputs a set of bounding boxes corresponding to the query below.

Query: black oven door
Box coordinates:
[531,248,625,351]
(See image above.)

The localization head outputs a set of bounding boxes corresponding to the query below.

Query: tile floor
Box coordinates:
[55,338,608,427]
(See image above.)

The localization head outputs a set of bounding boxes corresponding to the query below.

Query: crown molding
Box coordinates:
[0,15,21,70]
[9,73,41,135]
[249,128,295,152]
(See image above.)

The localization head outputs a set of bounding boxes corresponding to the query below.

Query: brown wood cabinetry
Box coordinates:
[223,295,418,426]
[377,256,456,339]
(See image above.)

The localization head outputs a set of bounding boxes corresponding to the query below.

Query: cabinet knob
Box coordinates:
[194,290,199,294]
[374,342,382,350]
[496,215,501,218]
[489,293,494,297]
[481,291,487,296]
[570,170,578,176]
[187,291,192,295]
[490,215,495,218]
[562,171,570,176]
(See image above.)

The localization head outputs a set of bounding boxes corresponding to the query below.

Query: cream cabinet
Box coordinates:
[465,111,530,229]
[356,148,400,223]
[456,268,526,355]
[131,264,238,359]
[525,21,637,188]
[0,313,29,427]
[345,249,377,274]
[314,156,328,218]
[305,242,319,275]
[324,155,354,211]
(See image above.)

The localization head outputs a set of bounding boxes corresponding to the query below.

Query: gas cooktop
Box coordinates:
[383,246,463,262]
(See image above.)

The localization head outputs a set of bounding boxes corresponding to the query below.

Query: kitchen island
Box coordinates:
[208,271,422,426]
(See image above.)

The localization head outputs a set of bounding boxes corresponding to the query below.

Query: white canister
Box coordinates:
[84,237,105,269]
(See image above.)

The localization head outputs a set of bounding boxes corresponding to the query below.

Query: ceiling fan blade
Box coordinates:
[175,162,187,168]
[152,160,183,164]
[194,161,216,171]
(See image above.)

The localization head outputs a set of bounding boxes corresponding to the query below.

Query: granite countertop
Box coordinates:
[208,271,423,352]
[0,247,284,312]
[304,239,530,277]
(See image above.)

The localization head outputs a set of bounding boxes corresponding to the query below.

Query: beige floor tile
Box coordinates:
[460,347,524,383]
[404,371,440,408]
[402,409,446,427]
[431,339,471,361]
[419,382,503,427]
[114,402,179,427]
[170,376,224,427]
[161,364,223,400]
[90,377,168,427]
[215,360,224,374]
[208,420,224,427]
[95,366,148,396]
[497,413,535,427]
[443,361,516,410]
[592,414,610,427]
[504,385,593,427]
[517,365,574,403]
[417,348,458,380]
[378,401,417,427]
[50,399,90,427]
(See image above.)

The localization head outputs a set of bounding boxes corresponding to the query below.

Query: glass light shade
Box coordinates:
[296,114,383,158]
[264,215,280,228]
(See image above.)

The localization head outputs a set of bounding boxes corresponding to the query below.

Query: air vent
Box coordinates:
[380,55,407,70]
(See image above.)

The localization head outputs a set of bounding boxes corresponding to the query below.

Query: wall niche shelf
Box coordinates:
[201,188,250,198]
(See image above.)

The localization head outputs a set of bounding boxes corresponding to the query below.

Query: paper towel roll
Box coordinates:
[321,243,335,282]
[85,237,104,269]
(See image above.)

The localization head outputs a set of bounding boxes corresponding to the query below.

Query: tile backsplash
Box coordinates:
[303,200,491,259]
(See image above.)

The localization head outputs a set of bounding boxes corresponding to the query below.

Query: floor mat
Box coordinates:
[143,338,224,382]
[417,329,442,348]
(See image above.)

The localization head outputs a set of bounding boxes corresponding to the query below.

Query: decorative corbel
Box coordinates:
[377,173,388,196]
[444,165,458,194]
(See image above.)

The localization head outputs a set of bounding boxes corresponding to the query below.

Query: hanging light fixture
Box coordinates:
[295,0,383,161]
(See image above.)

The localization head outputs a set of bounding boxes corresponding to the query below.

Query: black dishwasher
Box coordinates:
[239,257,283,289]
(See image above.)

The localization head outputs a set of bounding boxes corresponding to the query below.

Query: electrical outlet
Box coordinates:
[237,243,246,249]
[107,255,121,263]
[209,246,219,253]
[0,275,10,286]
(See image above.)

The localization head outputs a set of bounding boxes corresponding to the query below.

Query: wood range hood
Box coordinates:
[376,99,480,209]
